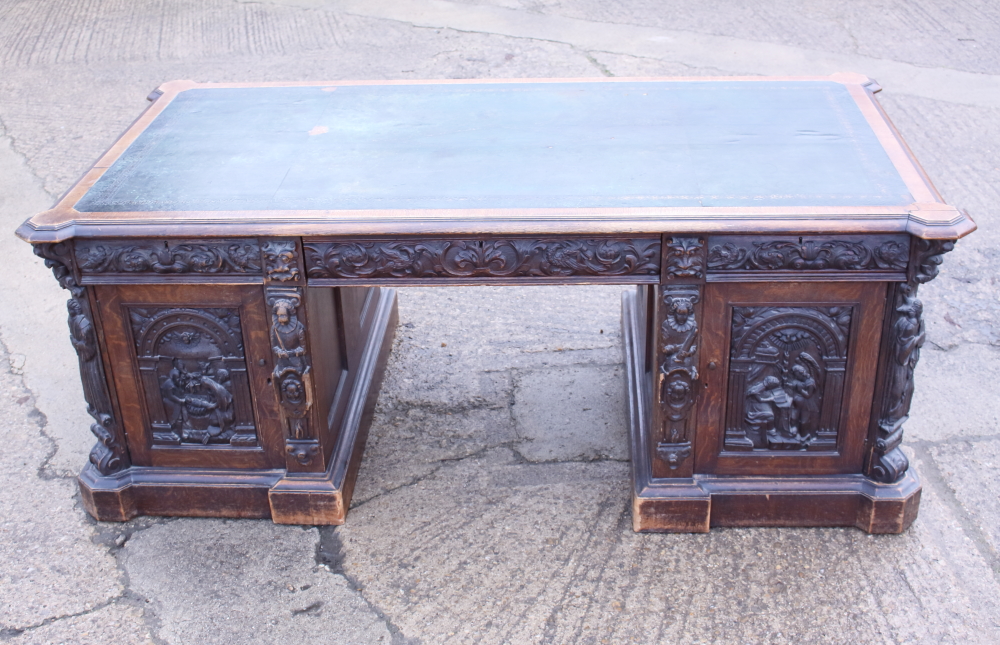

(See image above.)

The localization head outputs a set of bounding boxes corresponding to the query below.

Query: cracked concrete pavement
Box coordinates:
[1,0,999,642]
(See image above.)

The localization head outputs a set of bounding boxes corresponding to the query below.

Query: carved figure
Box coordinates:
[785,356,820,436]
[159,360,235,444]
[271,299,308,364]
[884,295,924,423]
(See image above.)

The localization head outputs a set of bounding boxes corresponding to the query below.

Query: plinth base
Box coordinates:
[622,289,921,534]
[79,288,398,525]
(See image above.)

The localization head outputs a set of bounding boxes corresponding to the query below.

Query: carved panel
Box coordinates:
[266,287,319,467]
[262,240,301,283]
[724,306,853,452]
[303,238,660,280]
[34,243,127,475]
[128,307,257,446]
[655,285,701,469]
[869,238,955,483]
[706,236,910,272]
[662,237,705,280]
[75,239,261,276]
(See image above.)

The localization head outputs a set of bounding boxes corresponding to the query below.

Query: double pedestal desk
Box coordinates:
[17,75,975,532]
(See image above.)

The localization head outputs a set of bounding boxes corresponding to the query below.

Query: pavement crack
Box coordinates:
[315,528,419,644]
[0,596,119,640]
[580,50,614,76]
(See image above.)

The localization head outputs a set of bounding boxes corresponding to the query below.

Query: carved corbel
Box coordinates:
[34,243,127,475]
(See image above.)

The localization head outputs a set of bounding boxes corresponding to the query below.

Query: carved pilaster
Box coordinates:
[266,286,319,470]
[869,238,955,483]
[654,285,702,471]
[34,242,127,475]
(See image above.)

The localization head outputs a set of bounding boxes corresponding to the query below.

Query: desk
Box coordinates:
[16,75,975,532]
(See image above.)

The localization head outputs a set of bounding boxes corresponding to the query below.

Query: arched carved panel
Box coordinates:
[724,306,853,452]
[128,307,257,447]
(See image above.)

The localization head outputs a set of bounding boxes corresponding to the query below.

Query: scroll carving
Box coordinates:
[303,238,660,280]
[663,237,704,279]
[655,286,701,469]
[34,243,126,475]
[75,240,261,275]
[267,288,318,467]
[128,307,257,446]
[724,306,852,451]
[262,241,301,282]
[870,238,955,483]
[706,237,910,272]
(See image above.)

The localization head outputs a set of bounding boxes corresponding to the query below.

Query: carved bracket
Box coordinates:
[34,243,127,475]
[870,238,955,483]
[303,238,660,280]
[656,285,702,470]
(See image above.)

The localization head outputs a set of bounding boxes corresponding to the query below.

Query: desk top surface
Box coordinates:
[19,76,973,242]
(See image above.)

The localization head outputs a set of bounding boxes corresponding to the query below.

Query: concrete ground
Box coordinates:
[2,0,999,643]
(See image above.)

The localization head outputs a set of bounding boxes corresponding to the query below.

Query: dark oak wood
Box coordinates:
[19,76,974,532]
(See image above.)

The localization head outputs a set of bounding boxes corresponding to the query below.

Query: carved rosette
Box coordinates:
[663,237,705,280]
[34,243,127,475]
[303,238,660,280]
[655,286,701,470]
[128,307,257,447]
[74,239,262,276]
[266,287,318,468]
[706,236,910,273]
[869,238,955,483]
[724,306,853,452]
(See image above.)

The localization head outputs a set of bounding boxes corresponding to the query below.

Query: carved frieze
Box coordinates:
[262,241,301,283]
[662,237,705,280]
[75,239,261,276]
[656,285,701,469]
[128,307,257,446]
[706,236,910,273]
[266,287,319,467]
[34,243,127,475]
[869,238,956,483]
[724,306,853,452]
[303,238,660,280]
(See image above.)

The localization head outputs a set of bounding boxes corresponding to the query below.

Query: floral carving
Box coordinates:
[303,238,660,280]
[706,237,910,272]
[75,240,261,275]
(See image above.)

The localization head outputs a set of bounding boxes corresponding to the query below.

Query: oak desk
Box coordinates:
[17,75,975,532]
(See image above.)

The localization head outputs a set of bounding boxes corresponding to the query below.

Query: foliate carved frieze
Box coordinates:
[724,306,853,452]
[303,238,660,280]
[266,287,319,467]
[262,241,301,283]
[662,237,705,280]
[128,307,257,447]
[870,238,956,483]
[706,236,910,273]
[34,243,127,475]
[656,285,701,470]
[75,239,261,276]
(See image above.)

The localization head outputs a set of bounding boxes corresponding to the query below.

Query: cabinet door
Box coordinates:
[695,282,887,476]
[94,284,284,469]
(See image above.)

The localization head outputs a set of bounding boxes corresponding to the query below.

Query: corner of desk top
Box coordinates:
[906,202,977,240]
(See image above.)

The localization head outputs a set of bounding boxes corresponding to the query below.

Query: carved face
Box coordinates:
[667,379,690,405]
[281,376,305,404]
[792,365,808,380]
[121,251,150,272]
[275,303,291,325]
[189,252,214,272]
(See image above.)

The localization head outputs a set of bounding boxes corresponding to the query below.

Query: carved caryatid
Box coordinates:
[34,243,127,475]
[656,286,701,469]
[725,306,852,451]
[74,239,261,275]
[870,238,955,483]
[129,307,256,446]
[303,238,660,280]
[663,237,705,280]
[706,236,910,272]
[267,289,318,467]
